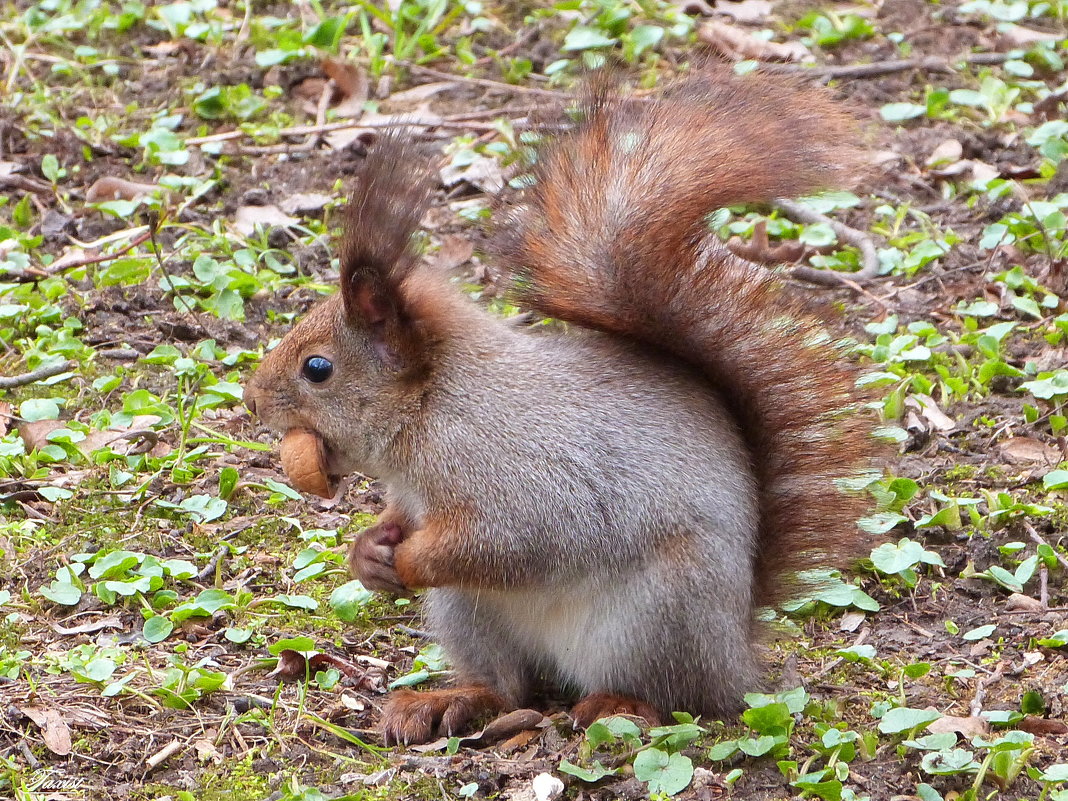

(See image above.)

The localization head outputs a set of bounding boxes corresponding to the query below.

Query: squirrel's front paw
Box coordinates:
[349,522,407,594]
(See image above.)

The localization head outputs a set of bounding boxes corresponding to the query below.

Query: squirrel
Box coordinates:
[244,69,877,746]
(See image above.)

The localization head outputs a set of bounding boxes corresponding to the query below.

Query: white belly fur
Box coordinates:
[473,575,630,692]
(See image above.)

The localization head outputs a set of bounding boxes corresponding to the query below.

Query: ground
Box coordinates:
[1,1,1067,800]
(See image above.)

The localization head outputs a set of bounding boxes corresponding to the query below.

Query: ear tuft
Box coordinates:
[339,131,436,370]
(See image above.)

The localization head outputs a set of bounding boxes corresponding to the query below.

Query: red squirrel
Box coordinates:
[244,70,877,746]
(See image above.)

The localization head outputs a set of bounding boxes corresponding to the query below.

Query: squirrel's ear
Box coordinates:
[338,132,434,370]
[342,274,410,370]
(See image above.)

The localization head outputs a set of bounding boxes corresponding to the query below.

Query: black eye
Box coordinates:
[302,356,333,383]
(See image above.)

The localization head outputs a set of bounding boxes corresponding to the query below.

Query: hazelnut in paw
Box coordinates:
[380,686,509,746]
[571,692,662,729]
[349,522,407,594]
[279,429,337,499]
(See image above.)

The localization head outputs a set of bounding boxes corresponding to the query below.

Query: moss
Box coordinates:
[943,463,978,481]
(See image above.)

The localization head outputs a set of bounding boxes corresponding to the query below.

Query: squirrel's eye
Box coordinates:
[302,356,334,383]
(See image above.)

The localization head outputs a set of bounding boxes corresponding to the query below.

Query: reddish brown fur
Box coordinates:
[571,693,663,728]
[380,685,508,746]
[494,70,877,611]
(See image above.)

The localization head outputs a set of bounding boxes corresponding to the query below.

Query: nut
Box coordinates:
[279,429,336,498]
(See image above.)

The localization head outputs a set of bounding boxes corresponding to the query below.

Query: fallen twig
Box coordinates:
[996,605,1068,615]
[187,112,508,148]
[969,661,1006,718]
[96,348,143,360]
[408,64,566,98]
[0,359,76,390]
[196,544,230,584]
[45,229,154,275]
[395,624,433,640]
[1024,521,1068,572]
[762,52,1012,82]
[145,739,184,770]
[775,198,881,280]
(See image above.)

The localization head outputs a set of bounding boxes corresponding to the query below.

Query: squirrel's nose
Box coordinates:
[245,390,258,416]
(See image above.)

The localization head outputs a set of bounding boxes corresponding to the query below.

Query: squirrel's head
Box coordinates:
[244,132,448,486]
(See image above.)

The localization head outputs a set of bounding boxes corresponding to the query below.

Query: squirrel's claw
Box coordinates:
[571,692,662,729]
[380,686,509,746]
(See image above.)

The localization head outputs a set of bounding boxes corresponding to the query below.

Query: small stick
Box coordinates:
[1039,564,1049,609]
[775,198,881,279]
[43,229,154,275]
[761,52,1012,81]
[0,359,76,390]
[812,629,868,679]
[0,173,51,194]
[395,624,432,639]
[145,739,183,770]
[969,661,1006,718]
[408,64,566,98]
[18,740,40,769]
[996,605,1068,615]
[315,78,335,129]
[196,544,229,584]
[96,348,142,360]
[1024,522,1068,572]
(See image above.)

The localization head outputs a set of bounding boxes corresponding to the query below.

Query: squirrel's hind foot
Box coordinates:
[571,692,662,729]
[380,685,509,746]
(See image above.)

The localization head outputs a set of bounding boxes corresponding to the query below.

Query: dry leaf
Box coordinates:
[479,709,548,743]
[194,738,223,764]
[839,611,866,632]
[233,205,299,237]
[268,649,313,681]
[280,193,332,215]
[85,176,164,203]
[970,161,1000,184]
[307,652,366,680]
[1019,716,1068,736]
[292,76,328,104]
[322,58,369,117]
[699,21,812,62]
[930,159,999,183]
[430,235,475,272]
[927,714,989,737]
[17,420,63,452]
[440,154,505,194]
[926,139,963,168]
[20,415,164,457]
[1004,592,1044,611]
[142,40,186,58]
[906,394,956,432]
[498,728,542,752]
[21,706,73,755]
[1000,24,1062,48]
[999,437,1062,465]
[713,0,773,23]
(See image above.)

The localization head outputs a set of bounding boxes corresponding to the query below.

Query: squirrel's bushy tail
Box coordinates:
[493,70,875,611]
